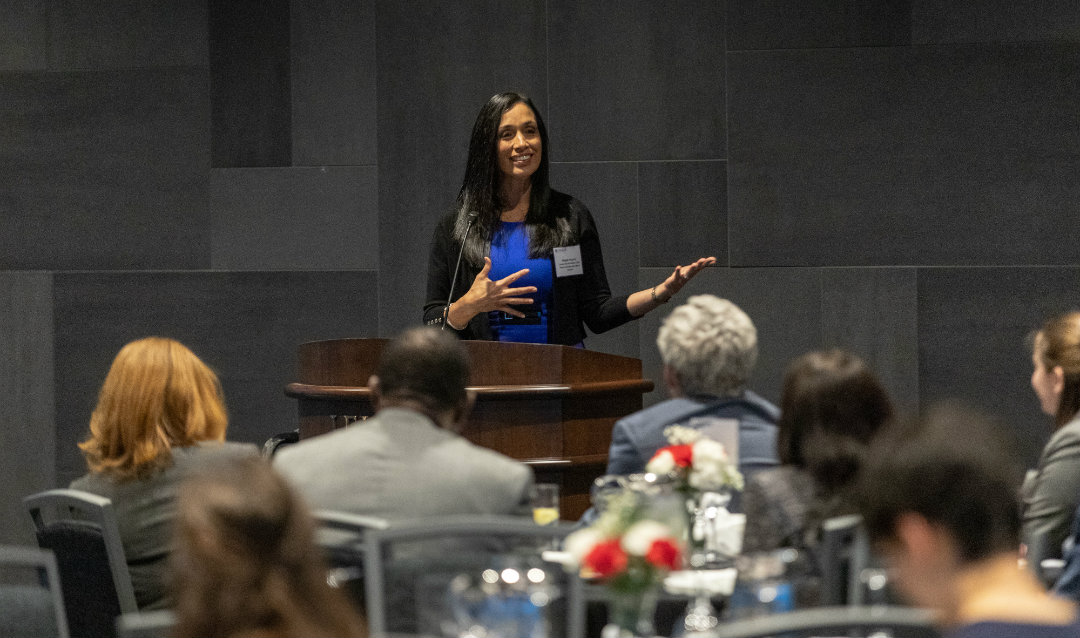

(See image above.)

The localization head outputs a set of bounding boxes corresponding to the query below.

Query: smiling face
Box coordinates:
[496,101,542,183]
[1032,334,1065,417]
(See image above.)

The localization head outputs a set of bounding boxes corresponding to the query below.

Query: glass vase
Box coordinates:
[602,586,658,638]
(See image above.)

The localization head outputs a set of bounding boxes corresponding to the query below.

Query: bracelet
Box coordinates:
[650,286,669,304]
[444,303,465,330]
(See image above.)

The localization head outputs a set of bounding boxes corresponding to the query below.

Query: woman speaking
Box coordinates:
[425,91,714,346]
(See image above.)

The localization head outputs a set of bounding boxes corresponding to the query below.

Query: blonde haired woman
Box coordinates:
[71,337,256,609]
[171,456,366,638]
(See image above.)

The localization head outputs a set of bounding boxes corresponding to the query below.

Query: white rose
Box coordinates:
[563,528,605,566]
[646,449,676,475]
[621,520,673,556]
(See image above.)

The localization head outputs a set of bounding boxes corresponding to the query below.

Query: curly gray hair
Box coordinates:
[656,295,757,397]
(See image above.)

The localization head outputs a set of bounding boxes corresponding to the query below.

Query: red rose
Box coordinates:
[666,444,694,468]
[645,538,682,571]
[583,539,628,578]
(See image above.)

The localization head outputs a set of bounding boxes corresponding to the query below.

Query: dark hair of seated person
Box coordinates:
[776,349,894,499]
[169,456,366,638]
[374,326,470,415]
[857,401,1024,564]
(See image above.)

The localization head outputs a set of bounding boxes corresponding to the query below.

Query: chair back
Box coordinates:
[261,430,299,457]
[0,545,70,638]
[24,488,138,638]
[818,514,871,605]
[115,610,176,638]
[711,605,939,637]
[364,515,583,638]
[313,510,390,612]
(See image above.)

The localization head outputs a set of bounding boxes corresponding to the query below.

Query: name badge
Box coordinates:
[553,245,584,277]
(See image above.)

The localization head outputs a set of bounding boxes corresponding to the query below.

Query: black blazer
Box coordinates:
[423,190,635,345]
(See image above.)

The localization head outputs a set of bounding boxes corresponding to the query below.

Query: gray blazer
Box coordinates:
[70,441,259,610]
[1022,413,1080,566]
[274,407,534,520]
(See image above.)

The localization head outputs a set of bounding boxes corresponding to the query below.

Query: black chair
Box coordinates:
[25,488,138,638]
[312,510,390,613]
[261,430,300,457]
[364,515,584,638]
[115,610,175,638]
[711,605,939,638]
[0,545,70,638]
[818,514,871,606]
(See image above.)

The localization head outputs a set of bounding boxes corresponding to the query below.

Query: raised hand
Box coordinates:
[661,256,717,299]
[454,257,537,322]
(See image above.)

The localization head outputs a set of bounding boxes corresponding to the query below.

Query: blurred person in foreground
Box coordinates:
[71,337,257,610]
[274,326,532,519]
[858,402,1080,638]
[603,295,778,487]
[171,455,365,638]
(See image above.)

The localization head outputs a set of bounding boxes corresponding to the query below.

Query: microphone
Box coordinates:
[442,211,479,330]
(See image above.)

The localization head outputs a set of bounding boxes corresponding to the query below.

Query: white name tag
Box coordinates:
[553,245,584,277]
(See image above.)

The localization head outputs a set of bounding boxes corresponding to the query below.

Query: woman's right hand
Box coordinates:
[447,257,536,328]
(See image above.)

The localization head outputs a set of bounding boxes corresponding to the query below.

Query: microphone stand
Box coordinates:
[442,212,478,330]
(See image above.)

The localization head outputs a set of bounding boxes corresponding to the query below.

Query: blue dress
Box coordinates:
[486,221,553,344]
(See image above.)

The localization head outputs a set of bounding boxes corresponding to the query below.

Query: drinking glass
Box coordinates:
[530,483,560,526]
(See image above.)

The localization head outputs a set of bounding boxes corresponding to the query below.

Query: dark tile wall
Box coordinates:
[0,273,54,544]
[1,0,1080,542]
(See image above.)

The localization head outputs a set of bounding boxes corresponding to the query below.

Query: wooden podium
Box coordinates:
[284,338,653,519]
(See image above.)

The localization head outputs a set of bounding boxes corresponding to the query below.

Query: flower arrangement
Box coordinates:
[645,425,743,492]
[564,491,683,586]
[563,490,684,636]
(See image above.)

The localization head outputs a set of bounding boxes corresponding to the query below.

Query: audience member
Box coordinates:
[170,455,365,638]
[859,402,1080,638]
[603,295,778,484]
[1023,311,1080,569]
[742,350,893,562]
[71,337,256,610]
[274,326,533,519]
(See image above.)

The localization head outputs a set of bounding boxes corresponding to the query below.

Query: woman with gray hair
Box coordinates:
[602,294,779,483]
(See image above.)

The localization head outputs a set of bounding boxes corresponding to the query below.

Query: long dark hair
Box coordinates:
[777,349,894,496]
[453,91,571,266]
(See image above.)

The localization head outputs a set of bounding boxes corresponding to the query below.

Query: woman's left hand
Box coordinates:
[658,256,716,300]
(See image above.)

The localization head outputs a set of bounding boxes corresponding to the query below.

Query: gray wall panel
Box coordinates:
[53,271,379,485]
[210,0,292,167]
[728,0,911,50]
[639,161,727,268]
[918,267,1080,466]
[821,267,919,414]
[0,69,210,270]
[48,0,208,69]
[912,43,1080,157]
[729,43,1080,267]
[0,1,48,70]
[210,167,379,270]
[0,273,54,544]
[637,266,822,408]
[548,0,726,161]
[291,0,376,166]
[913,1,1080,45]
[375,0,546,336]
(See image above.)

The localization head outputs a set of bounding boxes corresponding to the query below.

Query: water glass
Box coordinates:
[530,483,560,526]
